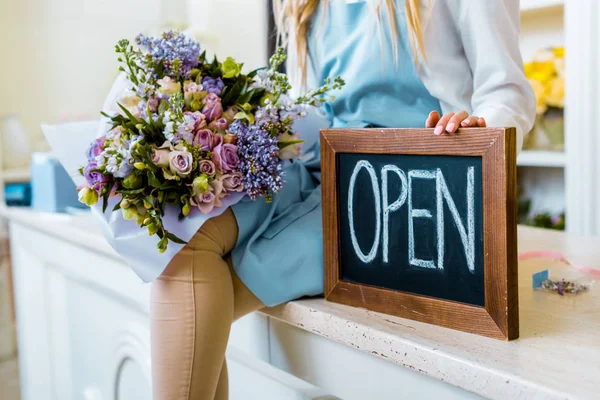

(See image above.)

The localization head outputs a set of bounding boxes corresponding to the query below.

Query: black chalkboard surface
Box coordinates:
[337,153,484,306]
[321,128,519,340]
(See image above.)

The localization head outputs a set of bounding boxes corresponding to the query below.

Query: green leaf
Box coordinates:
[117,188,146,195]
[147,171,165,189]
[279,139,305,149]
[158,100,170,114]
[247,67,266,79]
[250,88,266,103]
[117,102,139,124]
[233,111,255,125]
[166,232,188,245]
[102,190,110,213]
[112,200,123,212]
[221,81,243,107]
[237,88,256,105]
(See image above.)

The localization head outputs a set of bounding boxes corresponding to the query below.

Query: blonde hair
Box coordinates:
[274,0,427,85]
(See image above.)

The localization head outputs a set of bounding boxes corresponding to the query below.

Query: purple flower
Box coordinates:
[169,150,193,176]
[87,138,105,160]
[201,93,223,121]
[84,161,109,193]
[136,30,201,78]
[212,143,239,173]
[220,172,244,192]
[198,160,216,177]
[201,76,225,96]
[229,120,284,200]
[193,129,213,151]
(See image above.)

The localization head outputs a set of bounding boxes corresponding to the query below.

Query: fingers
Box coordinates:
[433,112,454,135]
[460,116,479,127]
[425,111,441,128]
[446,110,469,133]
[432,112,487,135]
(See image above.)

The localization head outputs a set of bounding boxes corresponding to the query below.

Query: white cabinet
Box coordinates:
[7,213,483,400]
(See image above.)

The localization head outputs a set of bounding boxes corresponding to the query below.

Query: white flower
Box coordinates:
[119,90,142,116]
[157,77,182,96]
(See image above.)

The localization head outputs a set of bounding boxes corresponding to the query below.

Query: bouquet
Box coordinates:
[78,31,343,253]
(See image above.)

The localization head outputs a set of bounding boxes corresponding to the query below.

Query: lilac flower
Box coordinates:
[105,148,133,179]
[201,76,225,96]
[84,161,109,193]
[229,120,283,200]
[136,30,201,78]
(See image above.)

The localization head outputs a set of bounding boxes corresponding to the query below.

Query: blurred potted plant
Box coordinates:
[524,47,565,151]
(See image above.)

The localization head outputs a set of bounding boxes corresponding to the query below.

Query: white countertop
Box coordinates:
[2,206,599,400]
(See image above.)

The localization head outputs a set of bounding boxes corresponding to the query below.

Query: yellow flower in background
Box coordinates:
[525,46,565,113]
[545,77,565,108]
[553,47,565,58]
[525,61,556,84]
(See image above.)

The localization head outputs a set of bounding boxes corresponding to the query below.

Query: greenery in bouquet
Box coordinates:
[78,30,344,252]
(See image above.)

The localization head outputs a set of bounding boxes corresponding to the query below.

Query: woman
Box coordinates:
[151,0,535,398]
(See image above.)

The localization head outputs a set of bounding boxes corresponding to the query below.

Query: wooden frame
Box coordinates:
[321,128,518,340]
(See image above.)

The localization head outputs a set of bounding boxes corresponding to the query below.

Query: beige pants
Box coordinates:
[150,209,265,400]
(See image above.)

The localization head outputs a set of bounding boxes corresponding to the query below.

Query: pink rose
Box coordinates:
[212,133,223,149]
[191,179,224,214]
[198,160,216,177]
[193,129,214,151]
[220,172,244,192]
[183,111,207,131]
[152,148,170,167]
[152,141,173,167]
[201,93,223,121]
[169,150,193,176]
[212,143,239,173]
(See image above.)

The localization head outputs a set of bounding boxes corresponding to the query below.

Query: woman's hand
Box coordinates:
[425,111,487,135]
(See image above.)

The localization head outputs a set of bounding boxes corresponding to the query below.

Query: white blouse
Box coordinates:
[288,0,536,152]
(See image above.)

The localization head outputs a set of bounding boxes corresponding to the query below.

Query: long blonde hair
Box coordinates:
[273,0,427,85]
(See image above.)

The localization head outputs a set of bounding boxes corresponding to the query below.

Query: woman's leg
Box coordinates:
[150,210,239,400]
[214,256,265,400]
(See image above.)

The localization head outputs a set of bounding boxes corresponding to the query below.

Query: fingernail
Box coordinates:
[461,120,470,127]
[446,123,455,132]
[434,125,444,135]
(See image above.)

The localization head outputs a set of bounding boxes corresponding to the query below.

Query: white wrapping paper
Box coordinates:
[42,77,331,282]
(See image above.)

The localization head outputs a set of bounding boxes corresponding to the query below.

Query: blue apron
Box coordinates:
[231,0,442,306]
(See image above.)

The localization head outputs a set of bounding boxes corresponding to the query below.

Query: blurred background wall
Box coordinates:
[0,0,267,155]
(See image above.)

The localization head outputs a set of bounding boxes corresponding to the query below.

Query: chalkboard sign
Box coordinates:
[321,128,518,340]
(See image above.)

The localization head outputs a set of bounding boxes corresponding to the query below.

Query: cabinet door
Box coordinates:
[11,223,152,400]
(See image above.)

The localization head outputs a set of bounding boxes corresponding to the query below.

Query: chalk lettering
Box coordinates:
[408,170,438,269]
[381,165,407,263]
[348,160,381,263]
